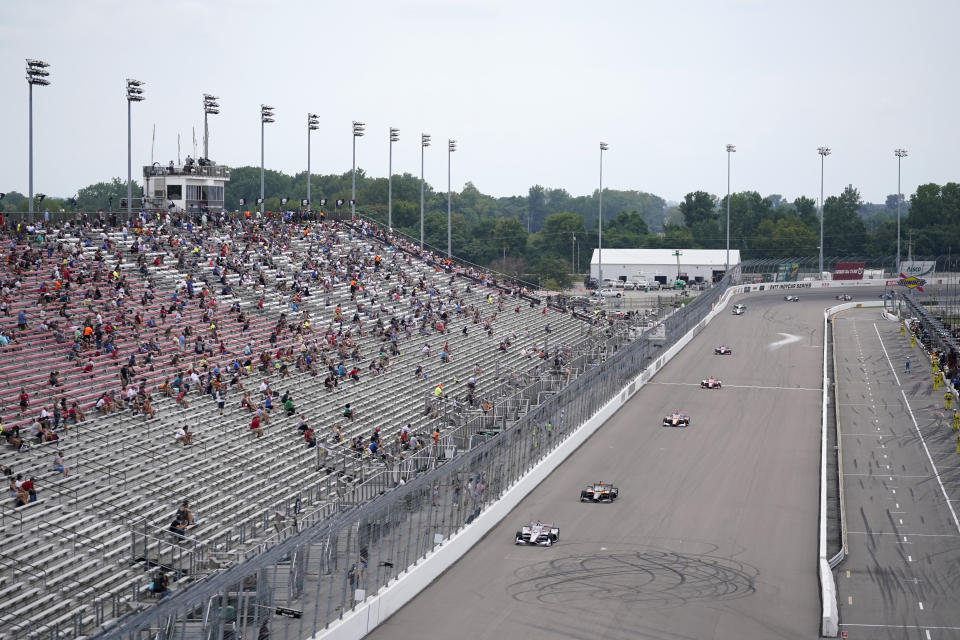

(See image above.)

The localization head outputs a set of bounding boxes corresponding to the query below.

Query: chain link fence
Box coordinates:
[89,275,732,640]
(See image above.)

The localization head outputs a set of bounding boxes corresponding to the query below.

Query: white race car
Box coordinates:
[714,345,733,355]
[700,376,722,389]
[784,295,799,302]
[515,521,560,546]
[732,304,746,315]
[835,294,852,301]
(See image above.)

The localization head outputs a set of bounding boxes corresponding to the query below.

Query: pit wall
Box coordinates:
[819,300,886,637]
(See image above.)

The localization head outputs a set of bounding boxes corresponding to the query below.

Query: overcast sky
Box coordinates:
[2,0,957,206]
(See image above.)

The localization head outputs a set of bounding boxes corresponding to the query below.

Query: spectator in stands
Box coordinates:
[343,403,354,422]
[18,387,29,413]
[284,395,296,417]
[175,425,193,446]
[304,426,316,448]
[48,370,61,387]
[169,517,187,539]
[21,476,37,502]
[149,569,170,598]
[53,450,68,476]
[176,500,195,526]
[17,309,26,331]
[250,414,263,438]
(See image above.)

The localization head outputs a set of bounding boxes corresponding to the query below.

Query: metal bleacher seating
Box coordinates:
[0,215,620,638]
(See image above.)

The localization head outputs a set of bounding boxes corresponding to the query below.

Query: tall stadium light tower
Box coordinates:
[420,133,431,249]
[598,142,608,287]
[260,105,275,214]
[895,148,908,275]
[388,127,399,231]
[817,146,831,279]
[126,79,145,215]
[307,113,319,206]
[203,94,219,160]
[351,121,365,218]
[447,139,456,256]
[725,144,736,274]
[26,59,51,224]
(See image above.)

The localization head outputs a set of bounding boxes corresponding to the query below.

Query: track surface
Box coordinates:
[833,310,960,639]
[368,289,845,640]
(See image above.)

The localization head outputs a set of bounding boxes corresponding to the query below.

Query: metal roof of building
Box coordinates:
[589,248,741,266]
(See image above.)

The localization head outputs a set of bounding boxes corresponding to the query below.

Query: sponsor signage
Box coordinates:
[833,262,865,280]
[767,282,812,290]
[900,260,935,278]
[896,273,925,292]
[775,263,800,282]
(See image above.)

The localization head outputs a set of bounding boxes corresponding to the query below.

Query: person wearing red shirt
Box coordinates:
[250,415,263,438]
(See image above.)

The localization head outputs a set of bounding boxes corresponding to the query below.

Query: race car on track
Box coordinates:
[835,294,852,301]
[663,410,691,427]
[714,345,733,355]
[784,295,800,302]
[580,481,619,502]
[515,521,560,546]
[732,304,746,315]
[700,376,722,389]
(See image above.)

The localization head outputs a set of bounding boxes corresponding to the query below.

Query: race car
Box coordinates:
[732,304,746,315]
[515,521,560,546]
[835,294,852,301]
[700,376,722,389]
[663,410,691,427]
[784,295,800,302]
[580,481,619,502]
[714,345,733,355]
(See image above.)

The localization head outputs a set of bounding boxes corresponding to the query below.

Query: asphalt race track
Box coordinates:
[833,309,960,639]
[368,288,856,640]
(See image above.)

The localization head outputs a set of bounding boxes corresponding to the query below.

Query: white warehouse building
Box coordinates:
[589,248,740,285]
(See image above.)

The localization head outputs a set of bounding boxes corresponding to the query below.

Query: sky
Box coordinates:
[1,0,958,206]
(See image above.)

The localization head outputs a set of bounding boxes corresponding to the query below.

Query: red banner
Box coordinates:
[833,261,865,280]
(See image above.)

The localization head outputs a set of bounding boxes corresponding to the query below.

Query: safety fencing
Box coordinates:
[90,276,734,640]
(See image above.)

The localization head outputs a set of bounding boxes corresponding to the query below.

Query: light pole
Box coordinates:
[598,142,608,286]
[895,148,908,275]
[126,79,145,215]
[420,133,430,249]
[203,94,219,160]
[260,105,275,214]
[307,113,319,207]
[447,139,456,256]
[388,127,399,231]
[26,59,51,224]
[725,144,736,273]
[817,147,831,279]
[351,121,365,219]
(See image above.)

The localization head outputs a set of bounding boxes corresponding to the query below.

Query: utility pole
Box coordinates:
[571,232,576,274]
[673,249,682,282]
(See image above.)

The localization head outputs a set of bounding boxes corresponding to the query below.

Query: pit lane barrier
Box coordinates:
[315,285,749,639]
[819,300,885,637]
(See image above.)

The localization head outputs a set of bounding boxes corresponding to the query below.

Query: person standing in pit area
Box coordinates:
[952,410,959,432]
[945,392,954,411]
[905,355,911,374]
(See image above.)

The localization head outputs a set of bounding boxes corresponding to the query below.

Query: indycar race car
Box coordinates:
[714,345,733,355]
[515,521,560,546]
[732,304,746,315]
[580,481,619,502]
[700,376,722,389]
[784,295,800,302]
[835,294,852,301]
[663,410,691,427]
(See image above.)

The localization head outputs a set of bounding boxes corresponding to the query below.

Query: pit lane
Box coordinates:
[367,288,868,640]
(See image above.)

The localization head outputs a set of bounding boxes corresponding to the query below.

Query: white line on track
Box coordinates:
[648,382,821,391]
[847,531,960,538]
[841,624,960,631]
[874,322,902,386]
[901,388,960,535]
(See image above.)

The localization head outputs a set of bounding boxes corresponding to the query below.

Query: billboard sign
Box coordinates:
[775,263,800,282]
[899,260,935,278]
[833,261,865,280]
[897,273,925,292]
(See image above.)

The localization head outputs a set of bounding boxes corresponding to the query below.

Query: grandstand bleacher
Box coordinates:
[0,212,655,638]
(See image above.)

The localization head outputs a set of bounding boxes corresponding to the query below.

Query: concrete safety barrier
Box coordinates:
[317,286,746,639]
[819,300,884,637]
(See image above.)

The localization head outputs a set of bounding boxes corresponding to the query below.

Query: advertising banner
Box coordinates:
[775,263,800,282]
[833,261,865,280]
[899,260,935,278]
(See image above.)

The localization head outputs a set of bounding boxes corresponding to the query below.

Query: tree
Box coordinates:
[823,186,867,255]
[792,196,819,231]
